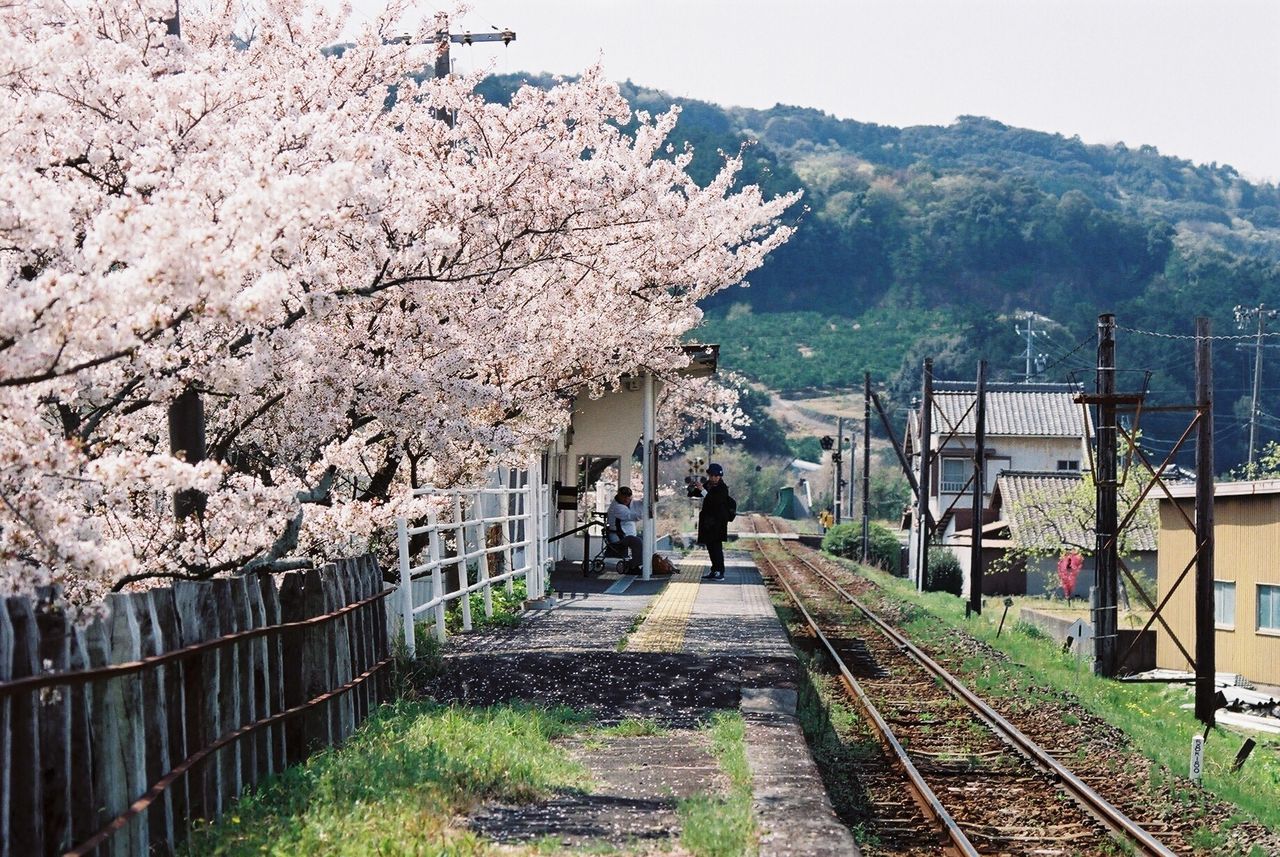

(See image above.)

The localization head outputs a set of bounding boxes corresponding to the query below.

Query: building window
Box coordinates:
[1258,584,1280,632]
[940,458,968,493]
[1214,580,1236,628]
[1057,459,1080,471]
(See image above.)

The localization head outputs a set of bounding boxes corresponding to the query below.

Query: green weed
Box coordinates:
[183,701,590,857]
[678,711,757,857]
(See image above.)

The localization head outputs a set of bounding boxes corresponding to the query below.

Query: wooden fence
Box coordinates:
[0,555,394,857]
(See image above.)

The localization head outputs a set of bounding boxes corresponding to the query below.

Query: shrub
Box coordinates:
[820,522,861,558]
[821,521,904,575]
[925,550,963,596]
[868,523,904,575]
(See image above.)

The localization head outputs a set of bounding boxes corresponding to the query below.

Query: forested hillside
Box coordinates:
[478,74,1280,470]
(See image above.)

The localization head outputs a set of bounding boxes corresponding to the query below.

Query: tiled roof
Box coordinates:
[994,470,1157,553]
[931,382,1090,438]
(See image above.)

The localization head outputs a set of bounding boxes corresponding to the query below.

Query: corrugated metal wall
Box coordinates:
[1157,494,1280,685]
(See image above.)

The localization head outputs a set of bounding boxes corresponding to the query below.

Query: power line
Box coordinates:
[1117,324,1280,342]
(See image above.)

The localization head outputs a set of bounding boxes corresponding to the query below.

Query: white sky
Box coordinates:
[344,0,1280,184]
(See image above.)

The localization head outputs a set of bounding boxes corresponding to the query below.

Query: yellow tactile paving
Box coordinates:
[624,578,701,653]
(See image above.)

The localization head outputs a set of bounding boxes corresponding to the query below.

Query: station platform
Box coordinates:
[432,547,860,856]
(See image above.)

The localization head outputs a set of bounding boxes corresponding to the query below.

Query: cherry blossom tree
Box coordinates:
[0,0,797,607]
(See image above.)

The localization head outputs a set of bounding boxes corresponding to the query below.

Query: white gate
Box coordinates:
[394,464,552,657]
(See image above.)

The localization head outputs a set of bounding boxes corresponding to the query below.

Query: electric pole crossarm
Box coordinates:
[450,31,516,45]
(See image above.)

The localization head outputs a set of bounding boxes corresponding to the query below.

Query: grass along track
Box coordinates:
[753,530,1171,856]
[745,515,1280,856]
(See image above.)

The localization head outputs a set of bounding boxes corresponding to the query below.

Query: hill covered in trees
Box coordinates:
[478,74,1280,470]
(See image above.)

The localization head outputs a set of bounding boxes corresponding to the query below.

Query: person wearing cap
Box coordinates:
[606,486,644,574]
[696,463,731,580]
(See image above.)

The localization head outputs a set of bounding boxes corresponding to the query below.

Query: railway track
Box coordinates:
[746,514,1180,857]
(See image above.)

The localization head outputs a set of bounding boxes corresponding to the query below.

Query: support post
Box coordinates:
[917,358,934,591]
[642,372,656,580]
[862,372,872,563]
[1195,317,1217,725]
[396,518,416,658]
[969,360,987,615]
[1094,314,1119,676]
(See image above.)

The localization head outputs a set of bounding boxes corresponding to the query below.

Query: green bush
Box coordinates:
[867,523,904,575]
[820,522,861,558]
[821,521,903,576]
[925,550,963,595]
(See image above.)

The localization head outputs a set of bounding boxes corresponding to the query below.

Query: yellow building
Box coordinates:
[1158,481,1280,685]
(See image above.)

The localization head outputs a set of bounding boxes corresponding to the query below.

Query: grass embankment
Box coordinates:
[843,560,1280,835]
[185,702,592,856]
[187,708,758,857]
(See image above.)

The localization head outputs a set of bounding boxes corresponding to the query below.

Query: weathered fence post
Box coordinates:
[35,587,71,857]
[227,578,255,792]
[150,588,188,848]
[257,573,287,774]
[277,571,308,766]
[243,574,271,784]
[174,580,222,821]
[6,597,41,856]
[209,579,241,810]
[105,592,148,855]
[0,601,12,857]
[133,591,174,850]
[65,623,95,852]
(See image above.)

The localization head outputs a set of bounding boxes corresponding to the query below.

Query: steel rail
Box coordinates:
[755,541,977,857]
[770,531,1177,857]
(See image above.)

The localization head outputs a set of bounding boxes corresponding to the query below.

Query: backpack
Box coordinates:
[725,495,737,522]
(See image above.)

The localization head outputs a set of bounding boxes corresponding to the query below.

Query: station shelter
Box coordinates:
[545,346,718,579]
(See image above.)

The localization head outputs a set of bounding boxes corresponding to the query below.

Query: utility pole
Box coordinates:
[834,417,844,525]
[1195,317,1217,725]
[862,372,871,563]
[432,12,516,126]
[917,358,934,591]
[1234,303,1276,468]
[1016,312,1047,382]
[1094,315,1118,676]
[969,360,987,616]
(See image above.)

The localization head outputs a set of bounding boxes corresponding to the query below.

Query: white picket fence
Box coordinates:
[394,467,552,657]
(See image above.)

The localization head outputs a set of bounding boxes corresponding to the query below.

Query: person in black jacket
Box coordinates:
[697,462,731,580]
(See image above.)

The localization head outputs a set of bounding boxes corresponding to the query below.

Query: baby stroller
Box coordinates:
[587,514,633,576]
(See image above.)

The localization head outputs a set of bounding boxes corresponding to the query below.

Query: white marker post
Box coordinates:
[1189,734,1205,783]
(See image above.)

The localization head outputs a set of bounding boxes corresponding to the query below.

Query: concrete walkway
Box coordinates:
[430,547,860,856]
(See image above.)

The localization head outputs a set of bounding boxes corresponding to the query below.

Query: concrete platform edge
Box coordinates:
[742,686,861,857]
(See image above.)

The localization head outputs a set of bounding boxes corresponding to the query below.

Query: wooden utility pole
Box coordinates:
[917,358,934,591]
[433,13,516,127]
[862,372,872,563]
[969,360,987,615]
[1195,317,1217,725]
[1094,314,1119,676]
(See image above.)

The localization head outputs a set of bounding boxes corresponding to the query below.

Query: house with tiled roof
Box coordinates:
[904,381,1094,596]
[952,470,1158,596]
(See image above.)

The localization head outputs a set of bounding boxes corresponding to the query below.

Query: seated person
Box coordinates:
[605,486,644,574]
